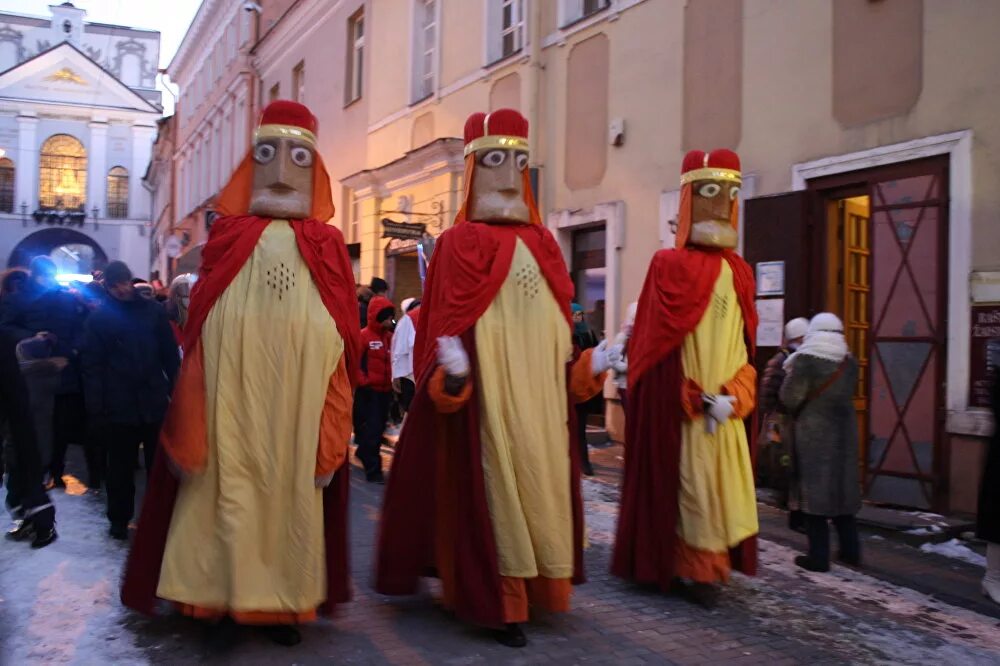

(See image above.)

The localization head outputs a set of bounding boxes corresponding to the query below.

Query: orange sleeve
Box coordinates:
[722,362,757,419]
[316,356,353,478]
[160,338,208,475]
[680,377,705,421]
[570,349,607,404]
[429,365,473,414]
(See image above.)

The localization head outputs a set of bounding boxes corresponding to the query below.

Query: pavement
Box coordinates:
[1,442,1000,665]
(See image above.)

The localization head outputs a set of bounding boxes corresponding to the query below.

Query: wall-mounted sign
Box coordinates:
[756,261,785,296]
[381,218,426,241]
[756,298,784,348]
[969,304,1000,408]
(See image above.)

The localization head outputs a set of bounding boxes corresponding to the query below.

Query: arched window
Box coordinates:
[106,166,129,218]
[0,157,13,213]
[39,134,87,210]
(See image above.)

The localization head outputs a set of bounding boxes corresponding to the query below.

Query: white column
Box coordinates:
[87,120,108,217]
[15,113,38,212]
[130,124,156,221]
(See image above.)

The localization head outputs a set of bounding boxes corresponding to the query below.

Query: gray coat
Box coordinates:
[780,353,862,517]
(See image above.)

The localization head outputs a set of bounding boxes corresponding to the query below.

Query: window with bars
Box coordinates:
[346,10,365,104]
[106,166,129,219]
[0,158,13,213]
[293,61,306,102]
[412,0,436,102]
[501,0,525,60]
[39,134,87,210]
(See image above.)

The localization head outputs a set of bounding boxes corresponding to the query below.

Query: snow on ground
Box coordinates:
[920,538,988,567]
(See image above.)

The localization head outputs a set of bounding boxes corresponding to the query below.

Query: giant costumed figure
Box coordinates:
[120,101,360,646]
[612,149,759,608]
[376,109,618,648]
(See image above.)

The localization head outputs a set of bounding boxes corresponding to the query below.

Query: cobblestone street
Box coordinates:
[2,447,999,665]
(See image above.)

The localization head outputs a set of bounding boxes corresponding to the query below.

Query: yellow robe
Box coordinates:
[474,239,574,579]
[157,222,343,614]
[678,261,758,557]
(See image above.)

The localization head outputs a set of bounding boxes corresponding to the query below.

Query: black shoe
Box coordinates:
[794,555,830,573]
[493,623,527,648]
[366,471,385,484]
[31,528,58,549]
[109,523,128,540]
[5,520,35,542]
[685,582,720,609]
[264,625,301,647]
[837,553,861,567]
[582,463,595,477]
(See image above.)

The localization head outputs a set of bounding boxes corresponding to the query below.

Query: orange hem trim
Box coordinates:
[500,576,572,623]
[674,538,731,584]
[176,603,317,625]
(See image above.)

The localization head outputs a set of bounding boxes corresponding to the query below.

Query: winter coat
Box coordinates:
[780,353,862,517]
[80,293,180,426]
[0,283,86,393]
[360,295,393,392]
[976,374,1000,543]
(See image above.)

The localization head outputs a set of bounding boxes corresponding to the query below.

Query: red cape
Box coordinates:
[612,248,759,589]
[121,215,360,617]
[375,221,585,629]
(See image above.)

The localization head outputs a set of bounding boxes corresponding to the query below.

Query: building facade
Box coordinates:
[144,114,175,284]
[165,0,262,277]
[0,2,161,276]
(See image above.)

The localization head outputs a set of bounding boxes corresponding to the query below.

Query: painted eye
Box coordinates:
[253,143,276,164]
[729,185,741,201]
[480,150,507,168]
[290,146,314,167]
[515,152,529,171]
[697,182,722,198]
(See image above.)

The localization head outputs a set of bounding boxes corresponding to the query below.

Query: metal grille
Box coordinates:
[0,158,13,213]
[39,134,87,210]
[106,166,129,219]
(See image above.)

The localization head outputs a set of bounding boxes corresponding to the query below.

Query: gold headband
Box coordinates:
[680,167,742,186]
[254,123,317,147]
[464,135,529,156]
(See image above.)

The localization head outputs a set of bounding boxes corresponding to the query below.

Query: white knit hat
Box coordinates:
[401,297,416,313]
[784,317,809,341]
[809,312,845,334]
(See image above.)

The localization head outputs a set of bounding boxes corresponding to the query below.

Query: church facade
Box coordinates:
[0,2,160,277]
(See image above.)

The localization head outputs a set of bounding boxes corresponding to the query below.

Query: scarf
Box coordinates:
[784,331,849,370]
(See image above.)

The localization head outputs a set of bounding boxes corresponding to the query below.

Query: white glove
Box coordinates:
[315,472,335,488]
[607,343,627,374]
[437,336,470,377]
[591,340,611,375]
[702,394,737,434]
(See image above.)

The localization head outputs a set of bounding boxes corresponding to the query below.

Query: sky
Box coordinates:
[0,0,204,115]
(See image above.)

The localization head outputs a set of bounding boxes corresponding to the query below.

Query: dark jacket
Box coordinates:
[759,348,790,416]
[0,282,86,393]
[780,353,862,517]
[360,295,393,392]
[80,293,180,426]
[977,372,1000,543]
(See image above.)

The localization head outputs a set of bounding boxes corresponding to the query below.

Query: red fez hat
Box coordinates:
[463,108,529,156]
[255,100,318,147]
[680,148,741,185]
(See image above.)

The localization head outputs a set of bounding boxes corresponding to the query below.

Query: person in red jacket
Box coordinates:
[356,294,395,483]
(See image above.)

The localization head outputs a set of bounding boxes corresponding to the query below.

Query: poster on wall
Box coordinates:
[756,298,784,348]
[756,261,785,296]
[969,304,1000,408]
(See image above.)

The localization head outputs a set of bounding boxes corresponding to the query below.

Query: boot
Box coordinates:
[795,555,830,573]
[493,623,527,648]
[264,625,301,647]
[5,520,34,542]
[685,582,720,609]
[984,543,1000,606]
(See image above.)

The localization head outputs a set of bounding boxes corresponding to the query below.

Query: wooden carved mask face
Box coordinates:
[688,179,740,249]
[467,148,530,225]
[248,136,314,219]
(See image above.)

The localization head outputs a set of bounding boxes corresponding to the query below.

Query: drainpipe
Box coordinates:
[526,0,544,208]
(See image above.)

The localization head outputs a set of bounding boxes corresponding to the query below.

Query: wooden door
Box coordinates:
[841,199,872,477]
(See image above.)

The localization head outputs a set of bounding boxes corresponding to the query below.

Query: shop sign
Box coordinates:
[381,219,426,241]
[969,304,1000,408]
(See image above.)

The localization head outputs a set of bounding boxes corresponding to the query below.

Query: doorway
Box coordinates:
[570,225,607,339]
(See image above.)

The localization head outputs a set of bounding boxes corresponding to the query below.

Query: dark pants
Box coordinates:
[398,377,416,413]
[105,422,159,527]
[355,387,391,478]
[576,405,592,472]
[50,392,86,480]
[804,513,860,567]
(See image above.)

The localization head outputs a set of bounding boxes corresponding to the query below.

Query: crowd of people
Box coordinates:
[1,256,185,545]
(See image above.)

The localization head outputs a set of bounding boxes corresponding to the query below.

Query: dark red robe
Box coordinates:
[611,247,758,590]
[120,215,360,617]
[375,220,586,629]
